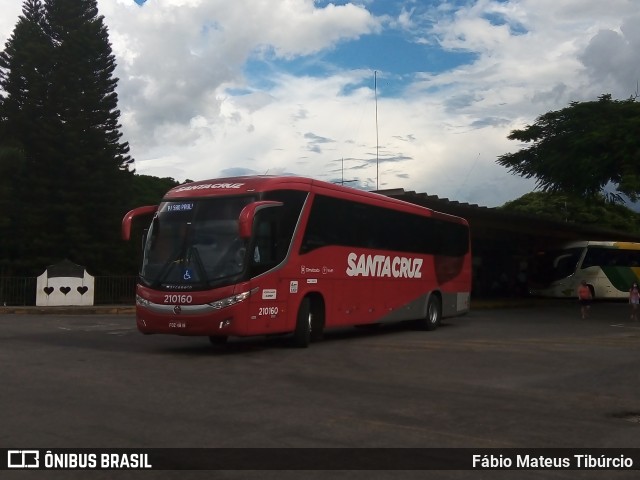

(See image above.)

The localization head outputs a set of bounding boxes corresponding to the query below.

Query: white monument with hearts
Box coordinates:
[36,259,95,306]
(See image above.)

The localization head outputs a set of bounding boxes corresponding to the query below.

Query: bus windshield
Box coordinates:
[530,247,584,284]
[140,196,256,289]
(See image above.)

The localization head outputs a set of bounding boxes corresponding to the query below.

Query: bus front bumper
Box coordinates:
[135,292,254,336]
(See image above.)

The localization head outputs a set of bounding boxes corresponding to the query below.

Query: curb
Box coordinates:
[0,306,135,315]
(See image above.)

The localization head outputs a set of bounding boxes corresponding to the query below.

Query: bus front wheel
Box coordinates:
[292,298,312,348]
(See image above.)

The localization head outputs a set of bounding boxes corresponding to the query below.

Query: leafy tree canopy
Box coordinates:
[497,94,640,201]
[500,191,640,234]
[131,174,180,207]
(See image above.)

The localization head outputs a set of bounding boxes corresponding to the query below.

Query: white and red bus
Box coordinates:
[122,176,471,347]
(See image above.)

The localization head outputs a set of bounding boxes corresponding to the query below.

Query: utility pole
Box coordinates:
[375,70,379,190]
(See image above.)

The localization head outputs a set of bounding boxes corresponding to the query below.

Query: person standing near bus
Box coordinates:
[577,281,592,319]
[629,282,640,321]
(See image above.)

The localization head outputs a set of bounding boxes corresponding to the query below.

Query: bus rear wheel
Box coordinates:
[418,295,441,331]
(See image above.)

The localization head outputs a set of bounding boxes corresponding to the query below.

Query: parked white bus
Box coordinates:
[529,241,640,299]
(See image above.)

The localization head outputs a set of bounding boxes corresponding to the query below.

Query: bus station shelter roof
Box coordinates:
[377,188,640,247]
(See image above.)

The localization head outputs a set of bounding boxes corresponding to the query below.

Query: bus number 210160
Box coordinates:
[259,307,279,316]
[164,294,193,304]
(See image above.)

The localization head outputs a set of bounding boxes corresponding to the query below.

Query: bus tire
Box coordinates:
[419,295,441,331]
[292,298,312,348]
[208,335,228,345]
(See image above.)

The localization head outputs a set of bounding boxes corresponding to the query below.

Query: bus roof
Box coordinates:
[555,240,640,250]
[163,176,469,226]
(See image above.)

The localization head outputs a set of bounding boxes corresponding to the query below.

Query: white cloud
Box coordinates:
[580,14,640,97]
[0,1,22,47]
[1,0,638,207]
[98,0,380,148]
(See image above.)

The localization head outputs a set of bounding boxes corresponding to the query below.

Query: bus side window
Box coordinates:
[301,196,333,253]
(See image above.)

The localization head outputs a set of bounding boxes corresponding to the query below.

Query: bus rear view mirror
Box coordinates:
[238,201,283,238]
[122,205,158,240]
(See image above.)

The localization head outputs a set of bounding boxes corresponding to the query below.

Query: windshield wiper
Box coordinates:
[187,245,208,284]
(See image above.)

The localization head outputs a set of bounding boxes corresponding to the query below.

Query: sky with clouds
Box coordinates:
[1,0,639,207]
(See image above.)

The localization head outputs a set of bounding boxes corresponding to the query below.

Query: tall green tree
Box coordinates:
[42,0,134,274]
[497,95,640,201]
[0,0,134,275]
[0,0,53,274]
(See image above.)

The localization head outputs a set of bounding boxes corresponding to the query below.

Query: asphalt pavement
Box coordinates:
[1,300,639,480]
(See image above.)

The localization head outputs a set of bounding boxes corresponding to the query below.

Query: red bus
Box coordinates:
[122,176,471,347]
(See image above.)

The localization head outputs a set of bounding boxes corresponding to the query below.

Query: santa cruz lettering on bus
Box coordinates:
[346,253,423,278]
[173,183,244,193]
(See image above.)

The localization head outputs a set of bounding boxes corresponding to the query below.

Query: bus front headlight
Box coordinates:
[208,288,258,310]
[136,294,150,308]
